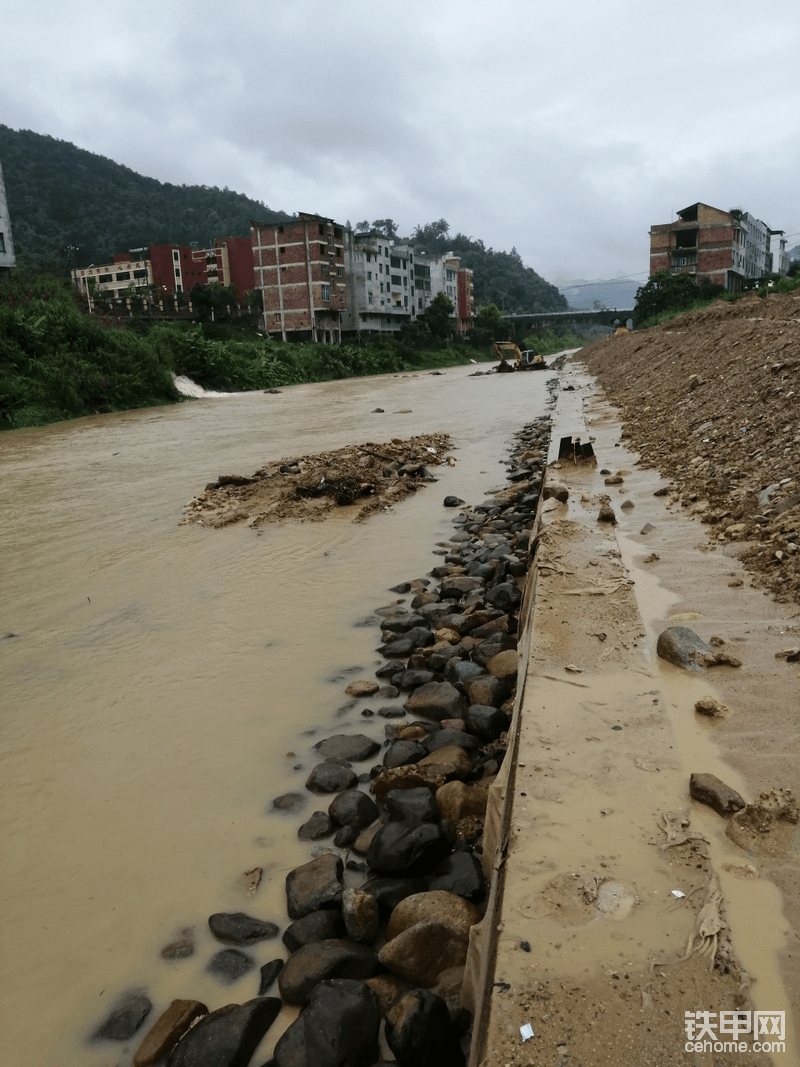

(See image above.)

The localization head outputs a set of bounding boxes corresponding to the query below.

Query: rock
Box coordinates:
[366,820,451,876]
[278,940,378,1005]
[543,484,568,503]
[134,1000,208,1067]
[298,811,335,840]
[342,887,381,943]
[464,674,510,708]
[360,875,429,916]
[352,823,381,854]
[258,959,284,995]
[273,979,381,1067]
[236,867,262,895]
[286,854,344,920]
[656,627,716,671]
[283,909,346,952]
[397,668,436,691]
[417,745,473,781]
[315,734,381,762]
[345,679,380,698]
[598,501,617,523]
[640,522,656,534]
[384,786,439,824]
[379,921,469,986]
[471,632,516,667]
[443,496,465,507]
[306,762,358,793]
[387,891,481,942]
[444,660,487,690]
[334,825,358,848]
[382,614,426,634]
[378,684,400,698]
[486,649,517,680]
[93,992,153,1042]
[604,475,623,485]
[370,763,448,802]
[366,974,412,1015]
[404,681,468,722]
[439,576,485,599]
[165,997,280,1067]
[378,704,407,719]
[428,852,486,902]
[328,789,379,830]
[161,928,194,960]
[621,499,635,510]
[398,724,429,741]
[272,792,306,813]
[694,696,730,718]
[206,949,254,983]
[422,729,479,754]
[484,582,521,611]
[435,781,488,824]
[384,738,426,768]
[208,913,279,946]
[385,988,466,1067]
[690,773,746,817]
[465,704,509,740]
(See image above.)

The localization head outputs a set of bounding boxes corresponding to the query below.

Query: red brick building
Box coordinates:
[251,212,346,342]
[456,267,475,333]
[649,202,785,292]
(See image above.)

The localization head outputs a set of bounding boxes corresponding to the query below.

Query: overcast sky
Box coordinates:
[4,0,799,285]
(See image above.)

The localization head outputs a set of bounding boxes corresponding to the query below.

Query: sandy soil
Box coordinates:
[181,433,453,528]
[578,291,800,606]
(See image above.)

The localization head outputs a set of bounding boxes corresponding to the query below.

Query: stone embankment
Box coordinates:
[90,411,555,1065]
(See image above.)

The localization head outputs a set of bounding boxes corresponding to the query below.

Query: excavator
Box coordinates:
[493,341,547,372]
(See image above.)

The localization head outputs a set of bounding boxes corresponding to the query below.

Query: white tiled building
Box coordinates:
[0,159,17,278]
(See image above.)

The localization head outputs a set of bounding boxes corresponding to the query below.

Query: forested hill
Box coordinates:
[0,125,293,272]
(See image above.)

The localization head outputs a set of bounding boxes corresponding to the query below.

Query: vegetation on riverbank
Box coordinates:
[634,267,800,329]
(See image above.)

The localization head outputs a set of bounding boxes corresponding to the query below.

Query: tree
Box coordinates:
[355,220,371,233]
[634,271,699,324]
[470,303,507,347]
[189,282,239,323]
[412,219,450,245]
[421,292,455,344]
[370,219,398,239]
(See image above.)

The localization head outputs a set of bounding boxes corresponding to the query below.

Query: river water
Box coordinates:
[0,365,554,1066]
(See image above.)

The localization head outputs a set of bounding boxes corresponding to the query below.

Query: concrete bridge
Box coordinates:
[503,307,635,338]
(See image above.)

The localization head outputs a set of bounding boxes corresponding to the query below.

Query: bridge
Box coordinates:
[502,307,635,338]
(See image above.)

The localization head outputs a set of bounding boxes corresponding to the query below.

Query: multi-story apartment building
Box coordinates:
[456,266,475,333]
[342,231,464,337]
[649,202,788,291]
[250,212,346,342]
[0,158,17,278]
[71,238,255,303]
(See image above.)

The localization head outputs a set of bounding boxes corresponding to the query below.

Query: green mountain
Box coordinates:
[0,125,293,273]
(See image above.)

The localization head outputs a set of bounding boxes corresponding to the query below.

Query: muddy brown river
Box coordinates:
[0,366,554,1066]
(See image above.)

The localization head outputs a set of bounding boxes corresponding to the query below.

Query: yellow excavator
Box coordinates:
[493,341,546,372]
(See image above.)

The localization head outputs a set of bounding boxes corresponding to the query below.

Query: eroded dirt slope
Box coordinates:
[579,291,800,606]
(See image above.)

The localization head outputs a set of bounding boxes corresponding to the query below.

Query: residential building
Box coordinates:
[0,158,17,278]
[456,266,475,333]
[251,212,346,342]
[71,238,255,303]
[649,202,789,291]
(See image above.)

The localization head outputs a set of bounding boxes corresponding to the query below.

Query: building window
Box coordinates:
[173,250,180,261]
[379,264,383,273]
[391,275,401,285]
[367,271,372,280]
[318,224,326,235]
[99,273,113,283]
[274,313,281,322]
[368,291,373,304]
[176,283,182,293]
[322,264,330,275]
[404,296,408,307]
[380,282,384,292]
[116,271,131,281]
[321,284,330,301]
[334,227,342,238]
[133,269,148,279]
[280,247,286,254]
[175,268,181,278]
[278,225,284,233]
[0,233,5,253]
[337,266,343,276]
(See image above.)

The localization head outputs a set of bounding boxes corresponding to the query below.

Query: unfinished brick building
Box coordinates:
[251,212,346,342]
[649,202,788,291]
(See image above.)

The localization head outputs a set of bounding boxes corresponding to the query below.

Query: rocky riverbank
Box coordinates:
[579,291,800,608]
[90,413,553,1065]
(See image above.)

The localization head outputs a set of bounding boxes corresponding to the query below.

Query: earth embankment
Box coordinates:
[579,291,800,606]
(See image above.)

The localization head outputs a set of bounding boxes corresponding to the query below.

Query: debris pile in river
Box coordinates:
[107,416,551,1066]
[579,291,800,605]
[181,434,453,528]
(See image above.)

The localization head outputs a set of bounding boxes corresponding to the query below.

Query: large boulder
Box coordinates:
[134,1000,208,1067]
[383,739,426,769]
[207,913,279,946]
[286,854,344,920]
[464,674,511,709]
[328,790,379,830]
[378,921,469,987]
[93,992,152,1041]
[385,989,465,1067]
[273,980,381,1067]
[656,626,738,672]
[366,820,451,876]
[486,649,518,680]
[384,786,439,824]
[386,891,481,942]
[465,704,509,740]
[485,582,521,611]
[278,940,378,1005]
[306,762,358,793]
[416,745,473,781]
[370,764,447,802]
[315,734,381,762]
[404,681,468,723]
[396,668,437,691]
[165,998,280,1067]
[360,875,429,917]
[443,660,487,690]
[342,888,380,943]
[422,729,479,754]
[283,909,345,952]
[435,781,488,824]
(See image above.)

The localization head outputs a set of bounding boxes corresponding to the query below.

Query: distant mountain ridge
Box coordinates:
[556,276,641,311]
[0,125,293,272]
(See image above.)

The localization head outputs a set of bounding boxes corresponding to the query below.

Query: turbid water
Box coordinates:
[0,365,554,1066]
